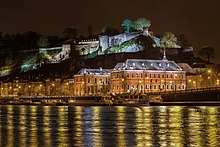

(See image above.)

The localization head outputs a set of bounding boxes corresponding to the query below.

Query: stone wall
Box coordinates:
[99,32,142,53]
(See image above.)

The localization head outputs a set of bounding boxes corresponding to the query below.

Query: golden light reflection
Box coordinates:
[43,106,51,146]
[20,106,27,146]
[7,106,13,147]
[135,107,152,146]
[57,106,68,146]
[168,106,184,147]
[116,106,126,146]
[30,106,37,146]
[158,106,168,146]
[206,107,218,147]
[74,106,83,146]
[188,107,202,146]
[92,107,101,147]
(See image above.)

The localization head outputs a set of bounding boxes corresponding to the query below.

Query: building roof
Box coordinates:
[113,59,183,71]
[76,68,111,76]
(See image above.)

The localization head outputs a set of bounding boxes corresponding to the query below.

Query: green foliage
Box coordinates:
[37,36,49,48]
[177,34,191,48]
[122,19,133,33]
[133,17,151,31]
[161,32,180,48]
[198,46,215,62]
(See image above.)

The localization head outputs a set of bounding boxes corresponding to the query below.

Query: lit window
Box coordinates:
[150,63,153,66]
[159,63,161,67]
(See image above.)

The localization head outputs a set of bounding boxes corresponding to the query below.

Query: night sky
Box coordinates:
[0,0,219,63]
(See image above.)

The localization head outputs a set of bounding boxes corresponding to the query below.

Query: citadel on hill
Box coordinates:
[0,17,217,96]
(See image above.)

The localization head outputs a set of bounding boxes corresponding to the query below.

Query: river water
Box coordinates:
[0,105,219,147]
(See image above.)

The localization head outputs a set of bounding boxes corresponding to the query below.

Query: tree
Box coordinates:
[37,36,49,48]
[122,19,133,33]
[177,34,191,48]
[161,32,180,48]
[198,46,215,62]
[133,17,151,31]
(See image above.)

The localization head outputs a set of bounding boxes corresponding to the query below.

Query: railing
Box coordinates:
[151,87,220,95]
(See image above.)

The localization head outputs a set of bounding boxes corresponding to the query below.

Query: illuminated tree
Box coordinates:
[198,46,215,62]
[133,17,151,31]
[37,36,49,48]
[122,19,133,33]
[161,32,180,48]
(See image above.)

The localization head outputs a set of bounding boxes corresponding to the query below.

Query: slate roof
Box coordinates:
[113,59,183,71]
[76,68,111,75]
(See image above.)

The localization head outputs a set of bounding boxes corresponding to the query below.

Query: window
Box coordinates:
[171,85,173,89]
[154,84,156,89]
[166,85,169,89]
[94,78,97,83]
[132,85,134,89]
[127,85,130,90]
[170,74,173,78]
[117,85,119,90]
[162,85,165,89]
[88,77,90,83]
[150,85,152,89]
[145,84,148,89]
[162,74,164,78]
[182,74,185,78]
[166,74,169,78]
[132,73,134,78]
[136,73,138,77]
[158,85,161,90]
[149,73,152,78]
[127,73,129,78]
[154,73,156,78]
[182,84,185,89]
[178,84,181,89]
[140,73,143,78]
[158,74,160,78]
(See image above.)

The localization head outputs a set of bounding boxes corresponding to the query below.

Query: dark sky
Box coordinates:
[0,0,220,63]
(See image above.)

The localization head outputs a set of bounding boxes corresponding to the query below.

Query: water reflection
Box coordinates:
[0,105,219,146]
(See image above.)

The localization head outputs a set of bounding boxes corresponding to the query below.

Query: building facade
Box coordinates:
[110,58,186,94]
[73,68,110,96]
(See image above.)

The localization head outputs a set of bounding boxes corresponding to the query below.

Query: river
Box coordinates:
[0,105,219,146]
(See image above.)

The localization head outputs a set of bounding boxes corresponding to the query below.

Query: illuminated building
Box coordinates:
[73,68,110,96]
[110,52,186,94]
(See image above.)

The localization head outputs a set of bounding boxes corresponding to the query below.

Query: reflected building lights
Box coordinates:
[188,107,202,146]
[57,106,68,146]
[207,107,218,147]
[168,106,184,147]
[7,106,13,147]
[30,106,37,146]
[92,107,101,147]
[43,106,51,146]
[116,106,126,146]
[135,107,153,146]
[20,106,27,146]
[74,106,83,146]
